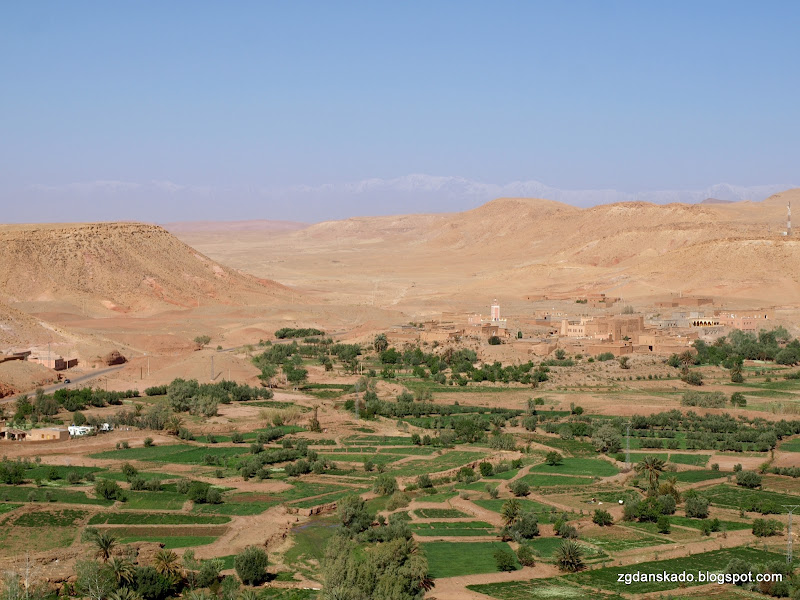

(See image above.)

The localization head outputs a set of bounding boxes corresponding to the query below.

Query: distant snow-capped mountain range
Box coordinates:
[279,174,794,215]
[23,174,795,222]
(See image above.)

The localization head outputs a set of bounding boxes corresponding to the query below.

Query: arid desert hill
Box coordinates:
[176,189,800,309]
[0,222,294,315]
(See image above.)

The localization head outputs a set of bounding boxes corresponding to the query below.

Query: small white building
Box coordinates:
[68,425,96,437]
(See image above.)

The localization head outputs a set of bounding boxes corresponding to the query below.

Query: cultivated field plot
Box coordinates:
[703,484,799,512]
[582,525,673,552]
[410,521,496,537]
[413,507,469,519]
[88,512,230,525]
[470,548,787,597]
[468,578,625,600]
[780,437,800,452]
[422,541,520,578]
[528,457,619,477]
[522,537,607,560]
[671,470,727,483]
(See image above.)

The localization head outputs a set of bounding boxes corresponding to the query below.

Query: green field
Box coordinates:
[410,521,496,536]
[517,474,595,487]
[117,534,218,549]
[422,541,520,578]
[390,452,487,478]
[0,485,113,506]
[284,517,340,578]
[25,465,104,482]
[414,508,469,519]
[524,434,596,456]
[622,452,710,466]
[88,512,230,525]
[703,484,800,513]
[470,548,785,598]
[469,578,624,600]
[522,537,606,560]
[672,470,727,483]
[529,457,618,477]
[90,444,192,461]
[570,547,786,594]
[415,490,458,503]
[121,491,188,511]
[583,526,673,552]
[780,437,800,452]
[472,499,565,523]
[12,509,86,527]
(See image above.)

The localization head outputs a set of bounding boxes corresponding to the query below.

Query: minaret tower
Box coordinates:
[491,299,500,321]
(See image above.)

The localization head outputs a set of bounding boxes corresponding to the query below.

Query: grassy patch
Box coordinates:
[117,535,217,549]
[414,508,468,519]
[422,541,520,578]
[12,509,86,527]
[530,457,618,477]
[517,474,595,487]
[414,490,457,503]
[469,578,624,600]
[570,547,785,594]
[672,470,727,484]
[410,521,496,536]
[472,499,566,524]
[284,516,340,577]
[0,503,21,516]
[524,434,596,456]
[668,454,711,466]
[0,485,113,506]
[523,537,607,560]
[0,526,76,557]
[390,452,487,478]
[583,526,673,552]
[704,484,799,513]
[121,491,188,511]
[780,437,800,452]
[88,512,230,525]
[90,444,192,461]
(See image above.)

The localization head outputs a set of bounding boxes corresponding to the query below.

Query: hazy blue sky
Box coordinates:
[1,2,798,223]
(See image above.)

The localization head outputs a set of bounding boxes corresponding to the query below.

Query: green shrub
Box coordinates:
[234,546,269,585]
[493,547,516,571]
[517,545,535,567]
[509,480,530,497]
[657,515,671,534]
[592,509,613,526]
[736,471,762,489]
[752,518,783,537]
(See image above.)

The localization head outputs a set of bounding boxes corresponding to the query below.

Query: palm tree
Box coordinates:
[501,498,521,527]
[153,549,181,578]
[635,455,666,493]
[730,363,744,383]
[108,589,142,600]
[107,557,135,587]
[86,529,117,562]
[165,414,183,436]
[373,333,389,353]
[679,350,695,368]
[555,539,585,572]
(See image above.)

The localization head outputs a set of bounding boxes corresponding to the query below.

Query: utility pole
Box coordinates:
[785,505,799,564]
[354,381,359,421]
[147,356,150,377]
[625,422,632,470]
[210,355,214,382]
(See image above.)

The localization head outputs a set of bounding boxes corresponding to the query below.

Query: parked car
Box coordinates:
[63,379,71,384]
